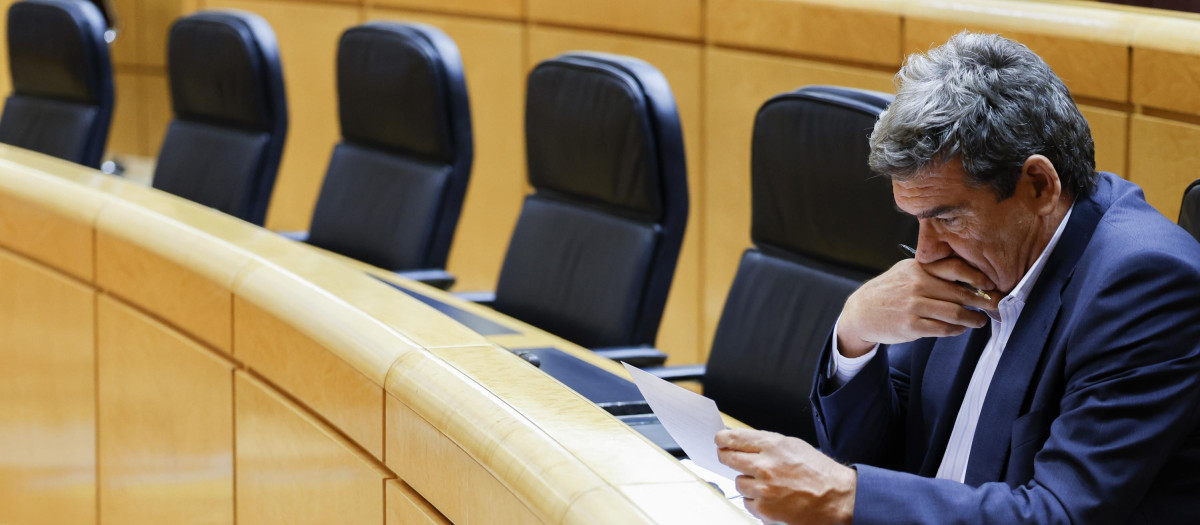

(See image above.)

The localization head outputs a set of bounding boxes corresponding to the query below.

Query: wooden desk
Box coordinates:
[0,145,752,524]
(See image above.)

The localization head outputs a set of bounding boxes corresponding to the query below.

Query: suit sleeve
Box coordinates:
[849,250,1200,524]
[810,336,912,470]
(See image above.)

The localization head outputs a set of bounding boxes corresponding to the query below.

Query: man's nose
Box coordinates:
[915,224,950,263]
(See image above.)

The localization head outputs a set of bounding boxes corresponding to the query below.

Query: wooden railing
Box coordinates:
[0,145,751,524]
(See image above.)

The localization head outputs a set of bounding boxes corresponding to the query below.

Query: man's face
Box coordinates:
[893,158,1041,294]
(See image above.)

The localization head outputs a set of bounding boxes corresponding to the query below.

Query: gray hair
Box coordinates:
[869,32,1096,200]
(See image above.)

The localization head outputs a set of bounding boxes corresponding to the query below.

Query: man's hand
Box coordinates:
[837,258,998,357]
[716,429,856,525]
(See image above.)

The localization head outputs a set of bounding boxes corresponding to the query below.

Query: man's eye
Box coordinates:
[937,217,959,226]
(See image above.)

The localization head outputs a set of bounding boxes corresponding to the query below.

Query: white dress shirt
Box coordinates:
[829,205,1073,482]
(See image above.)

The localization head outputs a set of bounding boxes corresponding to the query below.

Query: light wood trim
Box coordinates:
[365,0,524,20]
[706,0,904,67]
[0,146,111,280]
[386,479,450,525]
[528,0,703,41]
[1131,16,1200,116]
[386,346,753,523]
[903,0,1137,103]
[234,297,387,459]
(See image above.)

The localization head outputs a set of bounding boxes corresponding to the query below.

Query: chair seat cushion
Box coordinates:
[307,143,451,270]
[152,119,269,219]
[0,95,96,162]
[494,196,659,348]
[705,249,861,443]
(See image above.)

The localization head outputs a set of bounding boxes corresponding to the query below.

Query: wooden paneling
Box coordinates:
[0,0,16,97]
[529,0,702,41]
[1129,115,1200,220]
[385,394,541,524]
[96,295,235,524]
[707,0,903,67]
[386,479,449,525]
[903,0,1135,103]
[702,47,894,356]
[527,26,705,363]
[150,0,200,67]
[234,297,385,460]
[428,346,697,486]
[109,72,142,157]
[203,0,362,232]
[366,8,527,293]
[386,345,752,523]
[367,0,523,21]
[0,249,96,525]
[96,231,233,353]
[0,190,95,281]
[141,72,173,158]
[1080,104,1129,176]
[1132,17,1200,116]
[109,0,140,65]
[235,372,390,525]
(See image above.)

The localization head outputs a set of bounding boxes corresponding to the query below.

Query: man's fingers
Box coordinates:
[742,497,762,519]
[923,257,995,291]
[912,318,970,338]
[734,475,759,499]
[915,297,989,329]
[715,428,767,453]
[717,449,761,476]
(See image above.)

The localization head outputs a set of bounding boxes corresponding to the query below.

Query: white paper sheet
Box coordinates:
[623,363,741,480]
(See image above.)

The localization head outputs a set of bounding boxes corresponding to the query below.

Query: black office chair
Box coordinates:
[479,53,688,363]
[651,86,917,444]
[1179,179,1200,243]
[0,0,113,168]
[151,10,286,226]
[296,22,471,289]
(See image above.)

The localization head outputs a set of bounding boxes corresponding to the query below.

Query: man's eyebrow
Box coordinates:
[894,203,964,219]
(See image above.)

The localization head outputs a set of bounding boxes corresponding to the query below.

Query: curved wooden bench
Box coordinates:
[0,145,751,524]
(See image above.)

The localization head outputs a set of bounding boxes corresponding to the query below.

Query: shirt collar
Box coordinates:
[1004,203,1075,307]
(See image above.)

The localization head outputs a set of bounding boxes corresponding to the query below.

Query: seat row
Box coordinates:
[3,0,1197,440]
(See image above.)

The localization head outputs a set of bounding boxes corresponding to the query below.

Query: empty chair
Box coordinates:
[487,52,687,359]
[1180,179,1200,242]
[151,10,286,226]
[652,86,917,443]
[0,0,113,168]
[300,22,472,287]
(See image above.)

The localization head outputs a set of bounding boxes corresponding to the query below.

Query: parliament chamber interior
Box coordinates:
[2,0,1200,523]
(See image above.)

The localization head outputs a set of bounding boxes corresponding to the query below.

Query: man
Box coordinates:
[717,32,1200,524]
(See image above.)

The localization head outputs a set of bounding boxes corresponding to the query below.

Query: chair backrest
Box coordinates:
[151,10,286,226]
[704,86,918,443]
[0,0,113,168]
[493,52,688,349]
[1180,178,1200,243]
[305,22,472,271]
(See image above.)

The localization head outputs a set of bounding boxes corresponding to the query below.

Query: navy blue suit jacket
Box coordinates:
[810,172,1200,524]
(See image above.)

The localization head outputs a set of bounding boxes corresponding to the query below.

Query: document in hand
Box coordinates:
[623,363,740,480]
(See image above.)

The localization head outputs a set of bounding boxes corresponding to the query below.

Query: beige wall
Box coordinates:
[13,0,1200,364]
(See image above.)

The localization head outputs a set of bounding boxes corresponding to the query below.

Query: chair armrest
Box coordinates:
[276,230,309,242]
[394,268,456,290]
[453,291,496,307]
[642,363,706,383]
[592,346,668,367]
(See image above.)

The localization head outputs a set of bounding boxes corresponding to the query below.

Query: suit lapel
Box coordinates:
[963,292,1061,486]
[918,327,991,476]
[962,185,1109,486]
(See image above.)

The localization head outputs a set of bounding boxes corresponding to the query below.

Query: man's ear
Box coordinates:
[1021,155,1062,216]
